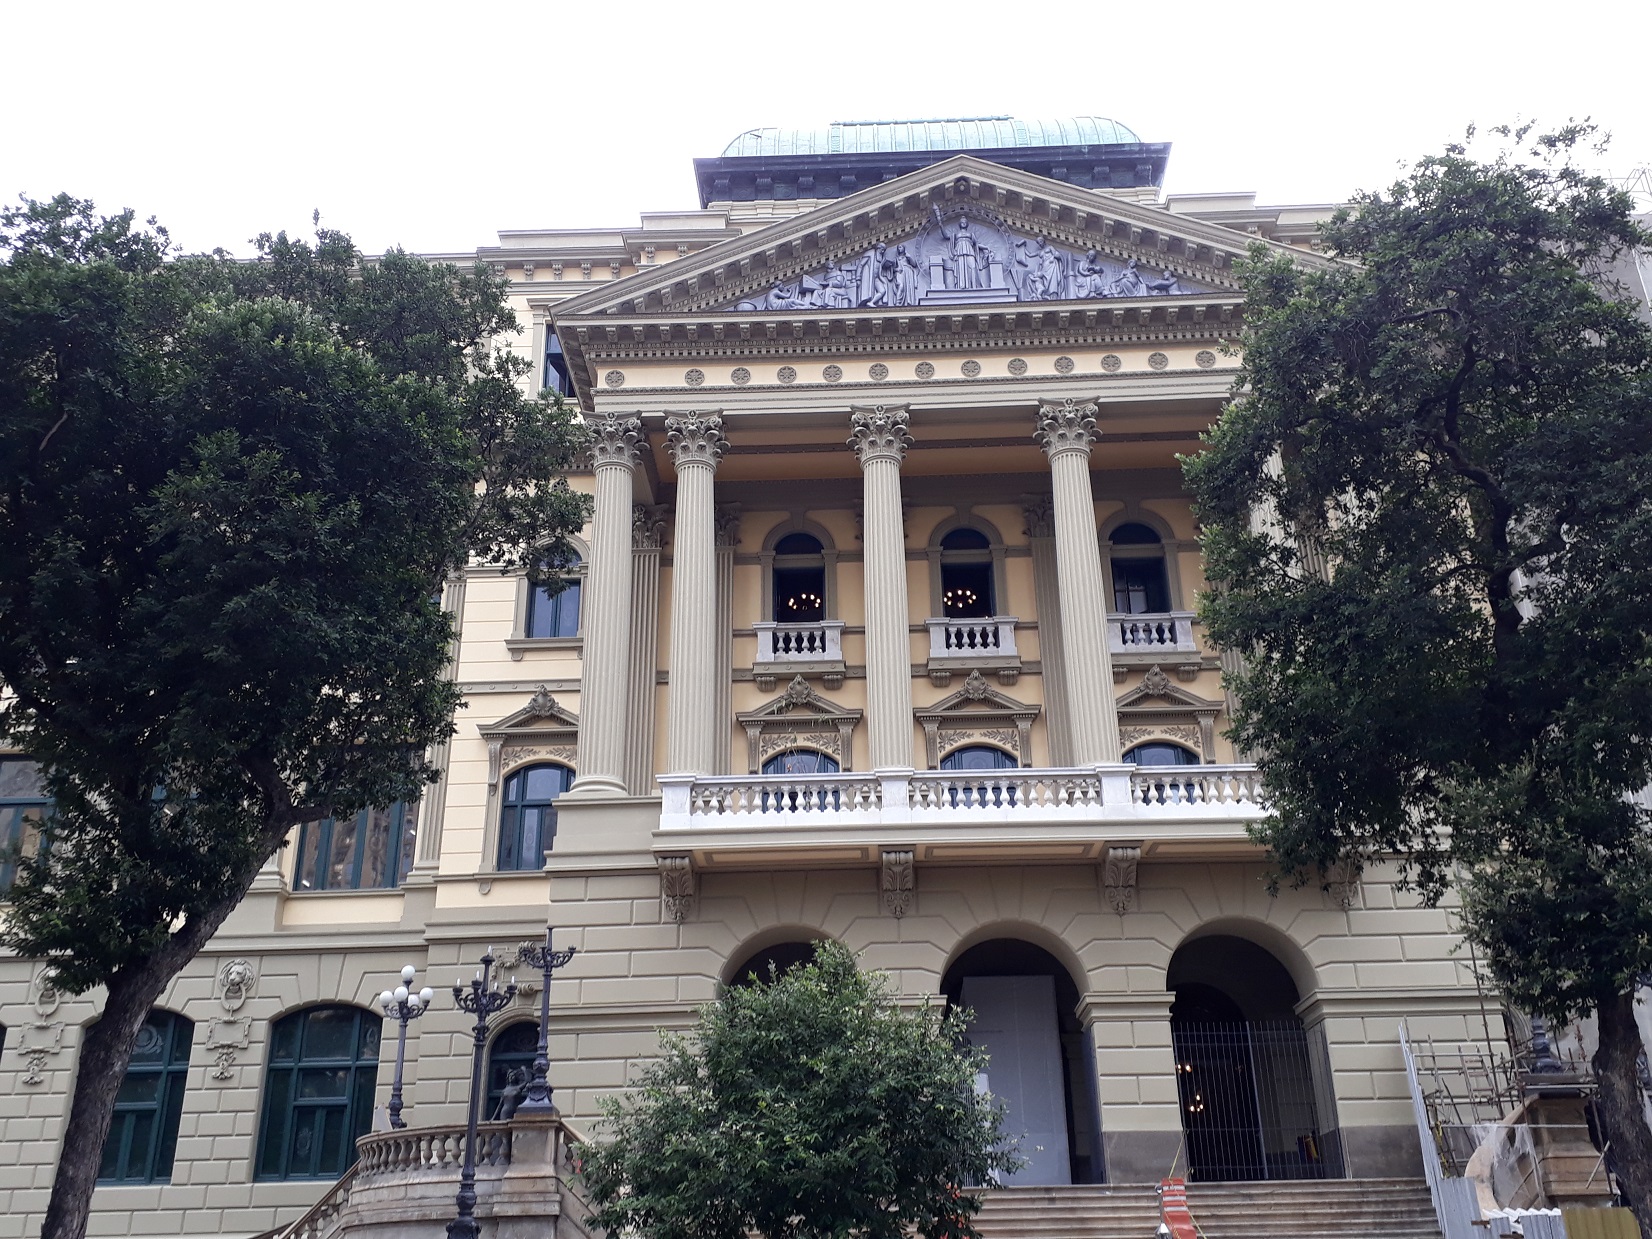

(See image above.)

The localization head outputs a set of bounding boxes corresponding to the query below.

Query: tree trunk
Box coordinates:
[1591,991,1652,1238]
[40,840,277,1239]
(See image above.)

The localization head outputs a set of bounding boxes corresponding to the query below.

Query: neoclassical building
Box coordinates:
[0,117,1489,1238]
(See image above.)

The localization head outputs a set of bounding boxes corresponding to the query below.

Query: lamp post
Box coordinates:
[447,949,517,1239]
[513,927,578,1113]
[378,965,435,1130]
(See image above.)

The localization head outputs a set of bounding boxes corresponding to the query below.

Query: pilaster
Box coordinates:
[1022,494,1073,766]
[624,505,666,796]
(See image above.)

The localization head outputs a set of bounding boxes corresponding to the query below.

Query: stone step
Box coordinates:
[976,1179,1442,1239]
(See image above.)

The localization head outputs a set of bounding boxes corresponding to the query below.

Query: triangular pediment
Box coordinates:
[1115,665,1220,711]
[737,675,862,725]
[915,671,1040,722]
[551,155,1328,324]
[479,686,581,738]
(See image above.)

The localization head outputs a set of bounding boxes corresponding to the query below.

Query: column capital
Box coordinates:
[1034,398,1099,460]
[589,413,645,469]
[632,503,668,551]
[664,412,727,470]
[1020,493,1057,539]
[848,404,913,467]
[714,503,743,549]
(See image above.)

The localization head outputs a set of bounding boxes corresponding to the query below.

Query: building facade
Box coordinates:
[0,118,1491,1239]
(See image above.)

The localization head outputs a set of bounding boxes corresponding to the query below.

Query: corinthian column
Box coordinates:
[571,414,644,796]
[849,405,915,771]
[1035,399,1122,764]
[664,413,727,775]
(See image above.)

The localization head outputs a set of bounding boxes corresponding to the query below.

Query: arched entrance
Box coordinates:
[725,938,822,987]
[1168,933,1332,1182]
[943,938,1102,1186]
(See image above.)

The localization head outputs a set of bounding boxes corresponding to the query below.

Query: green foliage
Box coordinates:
[0,195,590,992]
[1185,124,1652,1024]
[579,941,1020,1239]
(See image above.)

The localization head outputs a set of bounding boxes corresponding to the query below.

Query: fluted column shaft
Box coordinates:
[850,405,915,770]
[1036,400,1122,764]
[665,414,727,775]
[572,415,644,795]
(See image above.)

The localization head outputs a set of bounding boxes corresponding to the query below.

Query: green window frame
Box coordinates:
[0,757,52,895]
[496,763,574,871]
[294,803,416,891]
[256,1006,381,1180]
[99,1010,193,1184]
[525,553,583,639]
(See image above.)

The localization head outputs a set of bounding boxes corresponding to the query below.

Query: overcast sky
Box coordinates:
[6,0,1647,257]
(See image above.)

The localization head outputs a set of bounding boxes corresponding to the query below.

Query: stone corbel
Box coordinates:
[1323,859,1360,910]
[659,856,696,922]
[487,739,504,789]
[881,850,915,918]
[1101,844,1141,915]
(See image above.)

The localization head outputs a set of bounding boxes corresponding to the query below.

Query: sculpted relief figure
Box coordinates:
[1109,257,1147,298]
[893,244,921,306]
[821,261,856,309]
[934,206,992,290]
[1144,266,1183,295]
[858,243,888,304]
[1074,248,1109,298]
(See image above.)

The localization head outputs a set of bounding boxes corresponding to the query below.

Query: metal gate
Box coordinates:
[1172,1020,1328,1182]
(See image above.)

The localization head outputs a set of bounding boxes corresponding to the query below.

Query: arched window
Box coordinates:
[727,940,822,987]
[525,553,583,639]
[485,1021,540,1120]
[1123,742,1200,766]
[939,528,995,619]
[256,1006,380,1180]
[940,744,1017,771]
[1109,523,1172,614]
[771,533,826,622]
[99,1010,193,1184]
[295,803,416,891]
[761,749,840,776]
[497,763,574,871]
[0,757,51,895]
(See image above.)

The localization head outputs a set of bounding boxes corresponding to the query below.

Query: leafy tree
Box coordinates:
[579,941,1020,1239]
[0,195,589,1239]
[1186,124,1652,1228]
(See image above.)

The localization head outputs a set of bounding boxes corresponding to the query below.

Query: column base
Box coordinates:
[564,774,629,799]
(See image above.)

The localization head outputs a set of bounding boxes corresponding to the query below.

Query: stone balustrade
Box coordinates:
[354,1122,513,1177]
[925,616,1019,659]
[753,620,846,663]
[658,764,1269,832]
[1107,611,1199,655]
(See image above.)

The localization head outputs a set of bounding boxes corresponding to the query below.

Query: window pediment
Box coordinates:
[479,686,580,786]
[736,676,862,774]
[915,671,1040,768]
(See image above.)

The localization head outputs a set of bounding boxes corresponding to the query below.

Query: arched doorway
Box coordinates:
[1168,934,1332,1182]
[943,938,1101,1186]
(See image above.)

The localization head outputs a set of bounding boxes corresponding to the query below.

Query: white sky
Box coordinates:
[5,0,1648,257]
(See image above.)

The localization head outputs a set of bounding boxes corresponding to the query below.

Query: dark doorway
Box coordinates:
[1168,935,1333,1182]
[727,939,821,988]
[943,938,1102,1185]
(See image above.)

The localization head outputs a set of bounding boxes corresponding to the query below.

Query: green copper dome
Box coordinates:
[720,115,1142,158]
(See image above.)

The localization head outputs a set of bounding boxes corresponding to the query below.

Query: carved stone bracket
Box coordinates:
[1034,399,1099,459]
[847,405,913,466]
[206,1016,252,1081]
[881,850,915,918]
[1101,845,1141,915]
[1323,859,1361,910]
[658,856,696,922]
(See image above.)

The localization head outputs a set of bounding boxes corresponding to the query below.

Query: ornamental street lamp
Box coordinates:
[447,949,517,1239]
[512,926,578,1114]
[379,965,435,1130]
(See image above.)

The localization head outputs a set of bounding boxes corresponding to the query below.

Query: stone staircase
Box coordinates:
[976,1177,1442,1238]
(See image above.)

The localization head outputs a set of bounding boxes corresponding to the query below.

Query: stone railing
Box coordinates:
[660,764,1269,831]
[753,620,845,663]
[925,616,1019,659]
[354,1121,513,1177]
[1107,611,1198,655]
[1128,765,1266,807]
[262,1164,357,1239]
